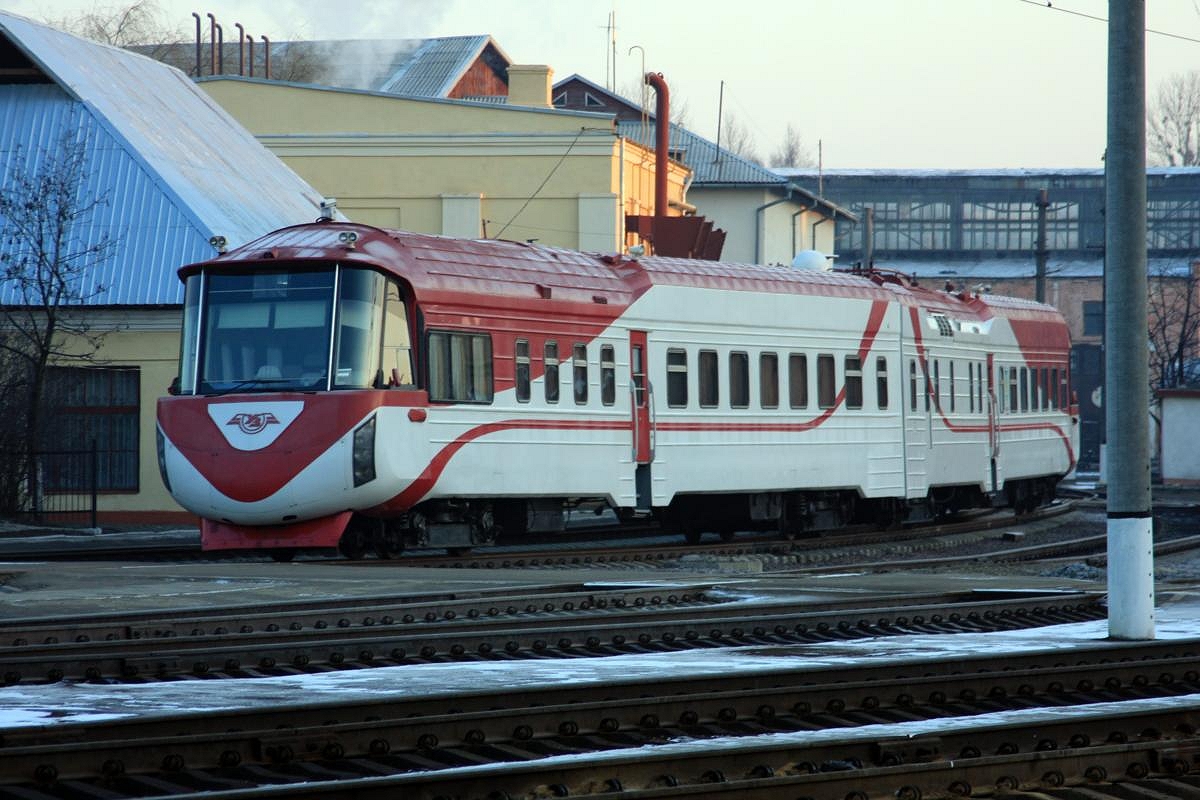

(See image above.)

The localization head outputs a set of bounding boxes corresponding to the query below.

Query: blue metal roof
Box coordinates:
[269,36,507,97]
[0,12,332,306]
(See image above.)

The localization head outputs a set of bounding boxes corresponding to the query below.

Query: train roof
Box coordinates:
[183,222,1064,324]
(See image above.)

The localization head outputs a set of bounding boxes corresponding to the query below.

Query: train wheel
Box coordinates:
[338,526,369,560]
[268,549,295,563]
[447,547,473,557]
[718,528,736,542]
[374,531,404,560]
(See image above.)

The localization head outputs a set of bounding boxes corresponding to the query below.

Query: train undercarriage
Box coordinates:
[323,475,1062,559]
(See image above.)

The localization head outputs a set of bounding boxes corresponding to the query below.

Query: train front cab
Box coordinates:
[158,260,420,557]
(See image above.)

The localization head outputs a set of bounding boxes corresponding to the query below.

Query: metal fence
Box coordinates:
[0,444,98,530]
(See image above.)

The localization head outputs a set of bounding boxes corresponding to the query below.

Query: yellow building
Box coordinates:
[200,68,690,253]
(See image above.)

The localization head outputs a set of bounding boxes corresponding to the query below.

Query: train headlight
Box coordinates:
[352,415,377,487]
[156,427,171,493]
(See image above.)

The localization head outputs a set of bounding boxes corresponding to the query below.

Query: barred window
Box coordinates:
[43,367,140,491]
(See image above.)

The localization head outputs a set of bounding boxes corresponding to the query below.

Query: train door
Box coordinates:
[902,347,931,500]
[986,353,1000,492]
[629,331,654,510]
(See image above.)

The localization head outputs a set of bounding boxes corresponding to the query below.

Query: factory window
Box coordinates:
[876,357,888,410]
[1083,300,1103,337]
[760,352,779,409]
[845,356,863,409]
[427,331,493,404]
[572,344,589,405]
[699,349,719,408]
[42,366,140,492]
[667,349,688,407]
[514,339,530,402]
[817,354,836,409]
[600,345,616,406]
[730,351,750,409]
[544,341,559,403]
[789,353,808,409]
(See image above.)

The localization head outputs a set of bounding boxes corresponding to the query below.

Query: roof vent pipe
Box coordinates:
[191,13,201,77]
[261,35,270,80]
[215,22,223,74]
[234,23,244,75]
[644,72,670,220]
[206,12,215,75]
[247,32,254,78]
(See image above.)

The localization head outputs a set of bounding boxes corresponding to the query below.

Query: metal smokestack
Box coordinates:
[644,72,670,220]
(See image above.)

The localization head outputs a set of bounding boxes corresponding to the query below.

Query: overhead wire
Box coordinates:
[1015,0,1200,44]
[494,127,588,240]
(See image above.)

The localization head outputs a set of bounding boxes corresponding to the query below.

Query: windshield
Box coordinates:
[195,268,336,394]
[178,265,415,396]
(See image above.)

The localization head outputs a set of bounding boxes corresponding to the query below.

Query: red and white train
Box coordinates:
[156,221,1078,558]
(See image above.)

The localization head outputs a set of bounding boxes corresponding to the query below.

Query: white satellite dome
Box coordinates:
[790,249,829,270]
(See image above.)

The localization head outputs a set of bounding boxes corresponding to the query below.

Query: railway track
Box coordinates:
[1,635,1197,798]
[0,586,1102,683]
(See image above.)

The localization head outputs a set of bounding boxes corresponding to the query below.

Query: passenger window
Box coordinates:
[1019,367,1029,412]
[573,344,588,404]
[760,352,779,409]
[968,362,975,413]
[817,354,836,409]
[948,361,956,413]
[876,356,888,410]
[427,330,493,403]
[1050,367,1059,409]
[978,362,984,412]
[1041,367,1050,410]
[600,345,615,406]
[667,349,688,407]
[544,341,559,403]
[933,360,941,412]
[699,350,719,408]
[909,359,918,412]
[845,356,862,409]
[515,339,530,402]
[1008,367,1018,413]
[730,351,749,409]
[788,353,808,409]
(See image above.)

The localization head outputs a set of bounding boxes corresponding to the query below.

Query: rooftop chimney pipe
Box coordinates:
[234,22,244,75]
[206,13,215,75]
[644,72,670,220]
[192,12,200,77]
[261,35,270,80]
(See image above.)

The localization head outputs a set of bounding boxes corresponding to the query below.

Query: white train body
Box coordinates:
[156,223,1076,554]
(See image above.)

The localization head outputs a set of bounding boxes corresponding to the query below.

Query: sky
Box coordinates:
[7,0,1200,169]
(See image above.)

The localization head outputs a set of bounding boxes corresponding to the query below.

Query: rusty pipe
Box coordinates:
[215,22,223,74]
[206,12,215,75]
[192,13,201,77]
[644,71,670,220]
[247,32,254,78]
[261,35,269,80]
[234,22,244,75]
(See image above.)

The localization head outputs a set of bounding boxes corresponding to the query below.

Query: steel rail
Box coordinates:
[0,591,1103,684]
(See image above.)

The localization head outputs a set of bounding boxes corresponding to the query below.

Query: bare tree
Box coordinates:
[769,123,816,168]
[0,128,115,517]
[1147,71,1200,166]
[719,112,761,165]
[48,0,187,64]
[1148,262,1200,389]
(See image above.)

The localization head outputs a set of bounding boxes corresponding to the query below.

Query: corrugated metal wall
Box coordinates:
[0,84,210,306]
